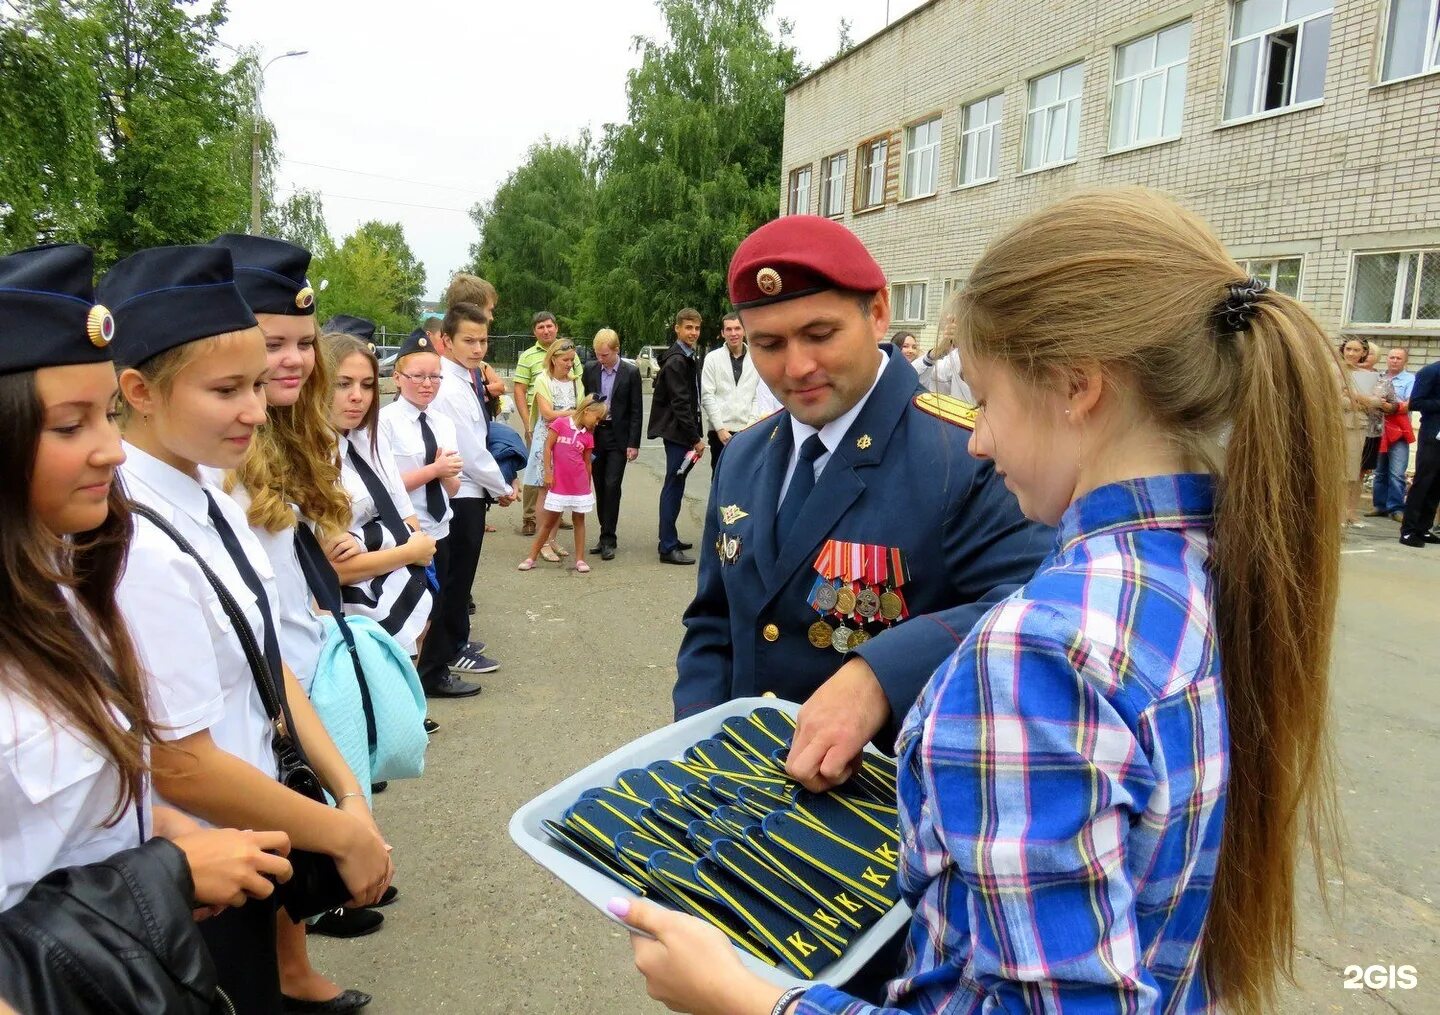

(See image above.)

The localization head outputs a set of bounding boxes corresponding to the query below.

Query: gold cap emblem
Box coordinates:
[367,342,377,355]
[87,305,114,348]
[756,267,782,297]
[295,285,315,310]
[418,337,428,348]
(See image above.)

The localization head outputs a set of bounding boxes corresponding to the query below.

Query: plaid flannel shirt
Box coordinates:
[799,474,1224,1015]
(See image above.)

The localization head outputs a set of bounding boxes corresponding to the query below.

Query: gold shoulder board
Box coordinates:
[913,392,977,430]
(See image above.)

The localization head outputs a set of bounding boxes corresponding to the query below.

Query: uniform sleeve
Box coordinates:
[923,603,1160,1012]
[374,430,418,522]
[853,454,1050,739]
[674,488,732,719]
[439,388,512,498]
[1411,365,1440,415]
[117,542,225,741]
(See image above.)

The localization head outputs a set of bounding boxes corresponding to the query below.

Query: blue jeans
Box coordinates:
[658,439,691,553]
[1372,440,1411,514]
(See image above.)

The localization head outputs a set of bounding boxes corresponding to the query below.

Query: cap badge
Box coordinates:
[720,504,749,525]
[856,434,873,450]
[756,267,782,297]
[367,342,377,355]
[295,285,315,310]
[418,337,428,348]
[87,305,115,348]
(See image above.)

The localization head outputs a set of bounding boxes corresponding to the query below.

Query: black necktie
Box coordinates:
[775,434,827,546]
[417,411,447,521]
[204,491,283,685]
[469,368,491,422]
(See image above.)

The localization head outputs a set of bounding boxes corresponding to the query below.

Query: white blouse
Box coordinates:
[117,443,280,817]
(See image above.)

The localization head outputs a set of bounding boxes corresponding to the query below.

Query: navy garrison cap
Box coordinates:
[212,233,316,316]
[396,327,435,358]
[98,245,258,368]
[0,244,114,374]
[322,314,376,342]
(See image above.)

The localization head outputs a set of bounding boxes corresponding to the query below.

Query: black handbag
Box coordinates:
[128,502,351,921]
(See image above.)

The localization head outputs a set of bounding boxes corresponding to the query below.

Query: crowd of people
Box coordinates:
[0,184,1435,1015]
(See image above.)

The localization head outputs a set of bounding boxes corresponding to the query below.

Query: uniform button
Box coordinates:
[761,691,777,699]
[762,623,780,642]
[82,748,95,762]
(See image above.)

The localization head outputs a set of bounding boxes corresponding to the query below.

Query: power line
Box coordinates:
[275,188,474,214]
[282,158,481,196]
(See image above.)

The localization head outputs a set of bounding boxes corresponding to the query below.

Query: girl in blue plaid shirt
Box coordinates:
[616,189,1345,1015]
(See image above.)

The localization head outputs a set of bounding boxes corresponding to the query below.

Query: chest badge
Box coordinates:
[720,504,749,525]
[855,434,872,450]
[715,533,743,565]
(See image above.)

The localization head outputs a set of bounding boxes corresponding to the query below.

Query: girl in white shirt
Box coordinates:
[102,244,392,1015]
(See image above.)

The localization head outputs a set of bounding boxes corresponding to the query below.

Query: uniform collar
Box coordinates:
[788,347,890,458]
[120,440,212,526]
[393,395,429,421]
[1054,474,1215,557]
[440,356,471,382]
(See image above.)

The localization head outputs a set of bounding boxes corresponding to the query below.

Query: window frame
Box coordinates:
[1023,62,1085,172]
[1345,248,1440,328]
[1222,0,1333,123]
[1379,0,1440,83]
[786,164,812,216]
[1108,20,1192,152]
[855,134,890,211]
[1238,255,1305,299]
[819,151,848,218]
[901,114,943,201]
[956,93,1004,188]
[890,280,929,323]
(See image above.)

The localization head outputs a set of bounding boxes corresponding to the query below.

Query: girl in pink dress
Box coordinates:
[518,395,608,573]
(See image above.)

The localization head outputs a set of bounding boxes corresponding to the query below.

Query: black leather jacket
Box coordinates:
[0,838,225,1014]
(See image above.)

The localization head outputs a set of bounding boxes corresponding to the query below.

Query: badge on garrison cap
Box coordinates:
[756,267,782,297]
[87,305,115,348]
[295,285,315,310]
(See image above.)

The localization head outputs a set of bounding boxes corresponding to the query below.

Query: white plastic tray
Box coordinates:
[508,696,911,989]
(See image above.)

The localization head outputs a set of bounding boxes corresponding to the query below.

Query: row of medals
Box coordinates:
[808,583,904,654]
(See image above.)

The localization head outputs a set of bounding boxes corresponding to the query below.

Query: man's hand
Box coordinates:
[786,657,891,792]
[495,482,519,507]
[626,447,639,462]
[717,429,733,445]
[692,438,706,455]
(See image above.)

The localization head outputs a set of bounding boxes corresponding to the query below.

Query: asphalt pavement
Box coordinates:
[310,446,1439,1014]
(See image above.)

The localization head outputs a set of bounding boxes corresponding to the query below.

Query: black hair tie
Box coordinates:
[1214,276,1268,335]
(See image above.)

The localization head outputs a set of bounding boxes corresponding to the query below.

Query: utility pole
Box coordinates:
[249,50,308,234]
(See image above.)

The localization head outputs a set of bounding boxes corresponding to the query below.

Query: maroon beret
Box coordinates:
[728,215,887,310]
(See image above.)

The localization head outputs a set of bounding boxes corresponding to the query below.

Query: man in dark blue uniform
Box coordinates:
[673,215,1051,793]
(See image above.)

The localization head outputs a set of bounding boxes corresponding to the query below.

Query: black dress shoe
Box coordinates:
[423,718,440,735]
[370,781,387,794]
[363,885,398,909]
[600,546,615,561]
[590,543,605,554]
[1363,508,1389,517]
[1399,533,1427,547]
[282,988,373,1013]
[659,549,696,565]
[308,907,383,939]
[676,540,693,550]
[424,673,481,698]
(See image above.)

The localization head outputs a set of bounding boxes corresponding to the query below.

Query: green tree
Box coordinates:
[315,221,425,333]
[349,220,425,320]
[264,188,333,258]
[572,0,804,351]
[467,134,598,335]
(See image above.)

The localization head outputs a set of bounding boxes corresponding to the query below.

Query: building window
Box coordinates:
[787,166,811,215]
[1382,0,1440,81]
[1223,0,1332,121]
[901,116,942,199]
[957,94,1003,186]
[819,152,847,217]
[1349,250,1440,326]
[1110,21,1191,150]
[892,281,928,323]
[857,137,888,209]
[1024,63,1084,171]
[1239,256,1303,298]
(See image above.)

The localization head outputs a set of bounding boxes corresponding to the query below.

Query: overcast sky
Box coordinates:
[217,0,929,301]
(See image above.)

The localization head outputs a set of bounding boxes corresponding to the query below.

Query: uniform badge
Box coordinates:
[86,305,115,348]
[756,267,782,297]
[913,392,978,430]
[856,434,872,450]
[770,425,779,441]
[295,285,315,310]
[367,342,377,355]
[720,504,749,525]
[715,533,743,565]
[418,336,428,348]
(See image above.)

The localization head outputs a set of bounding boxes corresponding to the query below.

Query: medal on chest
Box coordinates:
[803,541,912,652]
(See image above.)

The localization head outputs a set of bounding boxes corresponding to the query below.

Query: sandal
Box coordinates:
[575,560,591,574]
[517,558,536,571]
[554,543,570,557]
[539,545,561,563]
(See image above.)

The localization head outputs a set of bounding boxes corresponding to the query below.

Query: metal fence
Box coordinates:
[372,333,589,371]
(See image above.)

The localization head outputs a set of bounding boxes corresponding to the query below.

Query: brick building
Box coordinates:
[779,0,1440,364]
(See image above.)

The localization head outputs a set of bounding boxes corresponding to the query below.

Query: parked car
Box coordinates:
[378,351,399,378]
[635,345,670,380]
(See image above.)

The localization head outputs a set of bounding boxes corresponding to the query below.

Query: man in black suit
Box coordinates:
[647,308,705,564]
[583,329,644,560]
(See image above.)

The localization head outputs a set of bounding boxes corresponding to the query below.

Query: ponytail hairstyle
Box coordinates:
[229,318,351,536]
[321,332,382,457]
[954,188,1343,1014]
[0,371,160,826]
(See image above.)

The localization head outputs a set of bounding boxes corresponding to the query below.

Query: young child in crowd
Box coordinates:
[518,395,607,573]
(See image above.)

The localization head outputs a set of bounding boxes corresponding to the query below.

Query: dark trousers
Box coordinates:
[658,439,692,554]
[417,498,488,685]
[1400,435,1440,540]
[198,896,281,1014]
[707,430,727,469]
[593,424,628,547]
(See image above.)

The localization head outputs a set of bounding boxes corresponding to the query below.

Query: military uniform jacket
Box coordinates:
[673,350,1052,744]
